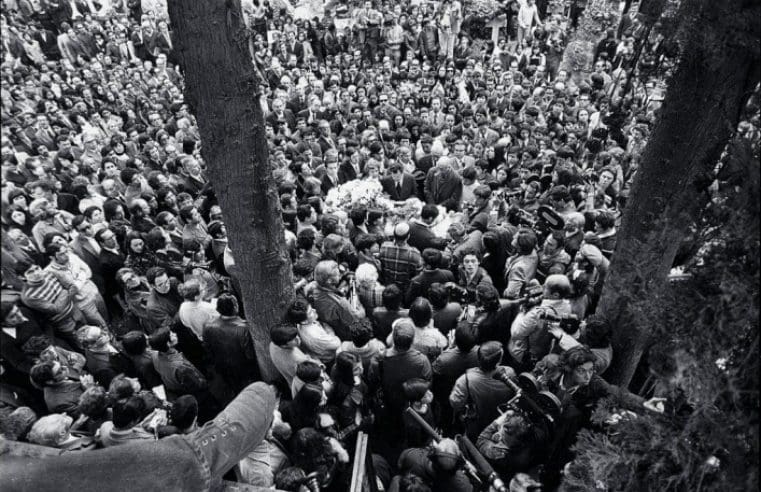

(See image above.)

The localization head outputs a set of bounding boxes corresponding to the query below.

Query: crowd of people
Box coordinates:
[0,0,681,490]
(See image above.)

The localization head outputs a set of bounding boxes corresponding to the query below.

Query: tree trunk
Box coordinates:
[166,0,294,382]
[599,0,760,386]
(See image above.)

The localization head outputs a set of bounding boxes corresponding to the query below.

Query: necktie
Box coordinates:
[396,182,402,197]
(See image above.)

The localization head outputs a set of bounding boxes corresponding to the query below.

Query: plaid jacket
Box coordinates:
[378,241,424,292]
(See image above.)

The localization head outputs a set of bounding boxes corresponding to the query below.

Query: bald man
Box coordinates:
[508,274,573,370]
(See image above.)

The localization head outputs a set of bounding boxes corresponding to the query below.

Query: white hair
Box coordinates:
[355,263,378,286]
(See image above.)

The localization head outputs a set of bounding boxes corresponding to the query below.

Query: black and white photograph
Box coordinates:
[0,0,759,490]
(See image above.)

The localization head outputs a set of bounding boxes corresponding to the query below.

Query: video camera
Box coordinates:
[539,312,581,334]
[493,371,562,429]
[511,205,565,242]
[446,283,475,306]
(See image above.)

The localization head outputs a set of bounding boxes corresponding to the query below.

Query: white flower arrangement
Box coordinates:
[324,179,394,213]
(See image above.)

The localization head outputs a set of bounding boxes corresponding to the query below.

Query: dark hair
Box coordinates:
[296,360,323,384]
[120,167,139,185]
[399,472,431,492]
[296,204,314,222]
[477,341,503,371]
[409,298,433,328]
[350,318,373,347]
[422,248,442,268]
[296,229,316,251]
[274,466,307,491]
[108,375,136,403]
[454,323,477,352]
[216,293,239,316]
[515,228,538,255]
[354,233,378,253]
[122,331,148,356]
[420,204,439,221]
[332,352,358,387]
[112,396,146,429]
[30,361,57,387]
[561,345,596,373]
[595,210,616,230]
[149,328,173,353]
[286,298,310,324]
[584,315,612,348]
[170,395,199,430]
[44,242,66,260]
[291,427,334,476]
[291,385,324,430]
[427,283,449,309]
[146,266,167,286]
[349,207,368,226]
[78,386,109,418]
[270,323,299,346]
[402,378,431,402]
[381,284,403,311]
[179,205,195,223]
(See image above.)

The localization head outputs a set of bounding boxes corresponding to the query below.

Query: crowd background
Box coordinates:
[0,0,716,490]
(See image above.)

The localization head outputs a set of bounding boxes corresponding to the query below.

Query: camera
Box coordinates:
[447,283,473,305]
[493,371,562,427]
[539,312,581,334]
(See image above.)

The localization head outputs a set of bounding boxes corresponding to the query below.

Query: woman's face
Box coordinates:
[599,171,615,188]
[496,169,508,182]
[103,162,118,176]
[12,195,27,208]
[90,209,104,223]
[130,238,144,253]
[11,210,25,225]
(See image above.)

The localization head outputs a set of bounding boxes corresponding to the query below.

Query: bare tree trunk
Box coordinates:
[599,0,760,386]
[166,0,294,382]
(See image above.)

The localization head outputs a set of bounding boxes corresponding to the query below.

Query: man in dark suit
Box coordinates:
[266,98,297,132]
[70,216,105,292]
[202,294,259,403]
[296,95,328,125]
[32,24,60,60]
[321,160,340,196]
[284,31,303,63]
[338,155,362,184]
[408,204,449,252]
[381,162,417,201]
[95,228,126,315]
[287,86,309,114]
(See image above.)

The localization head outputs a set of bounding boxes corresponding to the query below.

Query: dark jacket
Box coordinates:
[381,174,418,201]
[408,219,449,252]
[202,316,259,393]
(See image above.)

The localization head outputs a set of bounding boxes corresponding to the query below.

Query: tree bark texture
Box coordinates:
[599,0,761,386]
[166,0,294,382]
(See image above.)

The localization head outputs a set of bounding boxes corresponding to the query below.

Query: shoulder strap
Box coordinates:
[465,372,471,405]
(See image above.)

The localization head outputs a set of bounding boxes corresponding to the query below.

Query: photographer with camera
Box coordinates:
[390,437,474,492]
[476,409,550,480]
[450,342,516,441]
[539,346,665,486]
[502,228,539,300]
[547,314,613,374]
[508,274,573,372]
